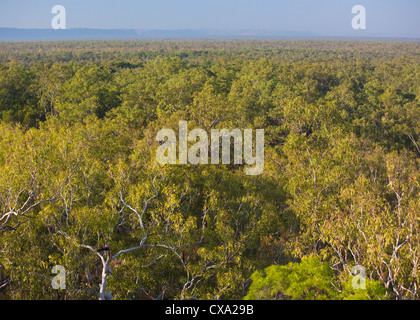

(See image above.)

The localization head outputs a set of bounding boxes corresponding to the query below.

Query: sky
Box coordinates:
[0,0,419,37]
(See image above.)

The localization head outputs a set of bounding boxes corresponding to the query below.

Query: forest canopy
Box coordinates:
[0,40,419,300]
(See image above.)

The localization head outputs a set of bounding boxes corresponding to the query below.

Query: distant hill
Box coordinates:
[0,28,139,41]
[0,28,319,41]
[1,28,419,42]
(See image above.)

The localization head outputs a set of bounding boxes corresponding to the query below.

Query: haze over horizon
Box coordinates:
[0,0,419,39]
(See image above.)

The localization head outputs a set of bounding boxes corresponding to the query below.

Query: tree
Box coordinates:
[245,256,338,300]
[245,256,389,300]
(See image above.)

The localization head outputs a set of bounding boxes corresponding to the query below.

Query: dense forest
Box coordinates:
[0,40,419,300]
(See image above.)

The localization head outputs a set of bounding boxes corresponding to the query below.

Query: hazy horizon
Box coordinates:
[0,0,419,38]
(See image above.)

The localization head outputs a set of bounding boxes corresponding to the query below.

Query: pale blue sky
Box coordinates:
[0,0,419,37]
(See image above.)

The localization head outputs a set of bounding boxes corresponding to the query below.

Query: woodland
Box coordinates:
[0,40,419,300]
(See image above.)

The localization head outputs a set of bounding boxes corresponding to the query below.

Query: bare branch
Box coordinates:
[112,234,148,260]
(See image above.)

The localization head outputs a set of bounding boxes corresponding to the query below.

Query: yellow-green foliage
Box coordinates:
[0,41,419,300]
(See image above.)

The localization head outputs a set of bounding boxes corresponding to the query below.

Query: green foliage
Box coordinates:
[245,256,338,300]
[245,256,390,300]
[0,40,419,300]
[339,276,389,300]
